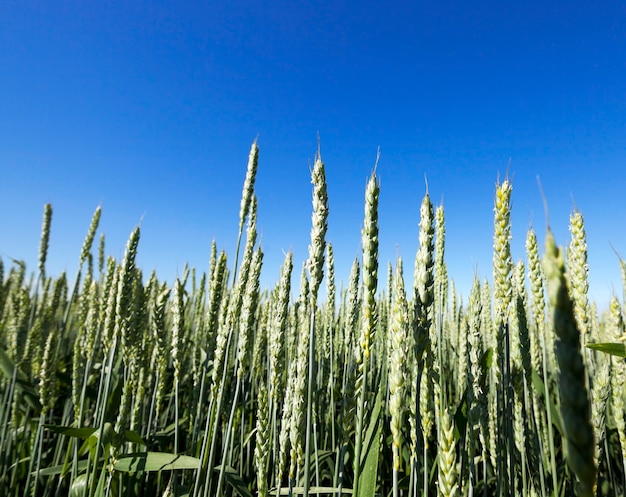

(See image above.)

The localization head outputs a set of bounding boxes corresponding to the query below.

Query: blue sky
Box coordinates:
[1,1,625,308]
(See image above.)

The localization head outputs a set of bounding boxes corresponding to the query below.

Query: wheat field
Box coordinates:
[1,142,624,496]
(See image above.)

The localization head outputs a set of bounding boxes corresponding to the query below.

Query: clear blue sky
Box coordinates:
[1,1,625,308]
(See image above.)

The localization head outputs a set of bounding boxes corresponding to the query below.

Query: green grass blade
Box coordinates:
[114,452,201,472]
[357,375,382,497]
[586,341,626,358]
[39,459,89,476]
[44,425,98,438]
[531,370,564,437]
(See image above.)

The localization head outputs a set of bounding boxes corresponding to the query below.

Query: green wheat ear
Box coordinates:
[254,381,270,497]
[38,204,52,278]
[543,229,596,497]
[307,150,329,304]
[438,407,459,497]
[353,167,380,497]
[80,205,102,267]
[388,258,408,473]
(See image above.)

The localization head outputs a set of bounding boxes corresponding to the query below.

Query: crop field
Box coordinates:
[1,142,625,497]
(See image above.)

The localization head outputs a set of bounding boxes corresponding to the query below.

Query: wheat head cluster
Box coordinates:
[1,141,625,497]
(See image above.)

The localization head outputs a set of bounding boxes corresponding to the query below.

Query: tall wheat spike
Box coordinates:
[389,258,408,497]
[303,149,329,496]
[543,229,596,497]
[354,168,380,497]
[492,178,514,494]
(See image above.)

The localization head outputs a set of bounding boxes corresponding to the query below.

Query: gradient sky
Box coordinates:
[2,1,626,308]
